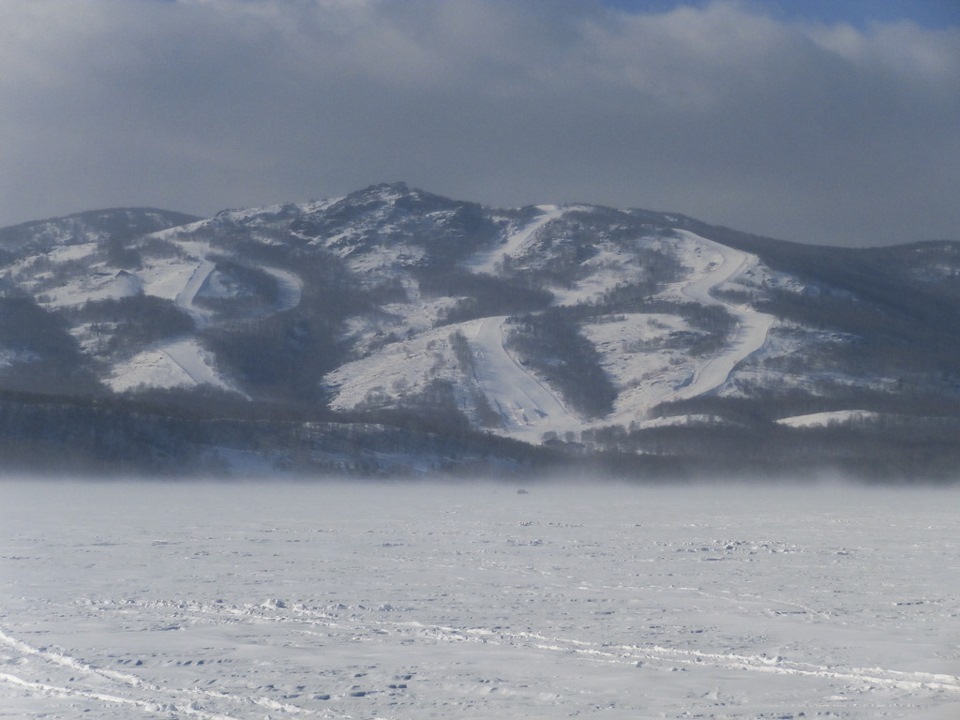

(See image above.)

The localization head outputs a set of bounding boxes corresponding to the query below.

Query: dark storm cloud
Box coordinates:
[1,0,958,246]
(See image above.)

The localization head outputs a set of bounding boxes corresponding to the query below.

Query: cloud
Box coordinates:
[0,0,958,246]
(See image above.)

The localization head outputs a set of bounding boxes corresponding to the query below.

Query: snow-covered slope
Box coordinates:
[467,204,568,275]
[660,230,776,406]
[468,316,582,440]
[1,182,958,474]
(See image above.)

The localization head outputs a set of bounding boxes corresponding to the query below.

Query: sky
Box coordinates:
[1,0,958,247]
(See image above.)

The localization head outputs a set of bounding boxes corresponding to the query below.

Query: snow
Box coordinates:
[105,238,301,395]
[776,410,881,428]
[468,316,582,440]
[329,229,778,440]
[2,480,958,720]
[38,272,140,308]
[107,339,236,394]
[129,240,211,300]
[325,323,466,411]
[140,259,206,303]
[259,266,303,313]
[174,260,217,328]
[547,244,648,307]
[664,230,776,404]
[104,249,301,395]
[344,240,425,276]
[467,205,567,274]
[46,242,98,263]
[105,253,229,393]
[579,232,776,427]
[630,413,728,428]
[583,313,695,424]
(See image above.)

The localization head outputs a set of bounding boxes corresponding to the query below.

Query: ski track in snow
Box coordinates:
[4,610,958,718]
[467,205,567,274]
[175,260,217,329]
[466,227,776,436]
[159,340,232,392]
[111,257,302,394]
[468,316,581,440]
[653,229,776,410]
[259,266,303,314]
[3,483,959,720]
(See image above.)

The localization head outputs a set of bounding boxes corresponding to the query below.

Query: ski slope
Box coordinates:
[468,316,581,441]
[260,266,303,314]
[108,339,234,394]
[109,256,302,394]
[467,205,567,274]
[657,230,776,407]
[776,410,881,428]
[174,259,217,328]
[464,230,775,437]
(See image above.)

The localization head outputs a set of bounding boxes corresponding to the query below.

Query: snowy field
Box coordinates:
[2,480,959,719]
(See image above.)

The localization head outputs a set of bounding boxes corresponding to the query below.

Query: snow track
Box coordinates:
[175,259,217,329]
[260,266,303,314]
[3,482,958,720]
[468,205,568,274]
[657,229,775,407]
[0,629,268,720]
[109,256,302,394]
[468,316,581,440]
[464,229,776,435]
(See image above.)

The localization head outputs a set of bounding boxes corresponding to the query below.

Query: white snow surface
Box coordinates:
[330,229,778,439]
[2,481,958,720]
[107,339,235,394]
[260,266,303,313]
[581,231,776,426]
[664,230,776,405]
[327,314,586,441]
[468,316,582,440]
[776,410,881,428]
[101,236,300,395]
[32,267,143,308]
[582,312,694,423]
[547,244,646,307]
[46,242,99,264]
[326,322,466,411]
[174,259,217,328]
[467,205,568,274]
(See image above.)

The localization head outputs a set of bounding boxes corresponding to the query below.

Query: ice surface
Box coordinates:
[2,480,958,719]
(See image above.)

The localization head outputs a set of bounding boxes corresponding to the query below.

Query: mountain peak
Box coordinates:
[0,185,958,479]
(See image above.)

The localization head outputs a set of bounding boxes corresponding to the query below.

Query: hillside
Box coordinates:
[1,184,958,480]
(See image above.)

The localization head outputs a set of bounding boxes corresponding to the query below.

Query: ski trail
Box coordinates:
[134,260,301,394]
[260,266,303,313]
[656,229,775,408]
[381,620,960,697]
[468,316,580,440]
[468,205,568,274]
[160,338,238,393]
[0,627,313,719]
[175,259,217,329]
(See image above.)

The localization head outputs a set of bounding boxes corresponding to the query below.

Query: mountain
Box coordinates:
[1,183,958,480]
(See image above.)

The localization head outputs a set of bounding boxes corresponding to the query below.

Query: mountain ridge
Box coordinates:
[0,183,957,480]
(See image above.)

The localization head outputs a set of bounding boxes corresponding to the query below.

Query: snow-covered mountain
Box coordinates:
[1,184,958,479]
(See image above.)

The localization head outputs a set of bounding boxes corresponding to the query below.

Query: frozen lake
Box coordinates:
[2,480,959,719]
